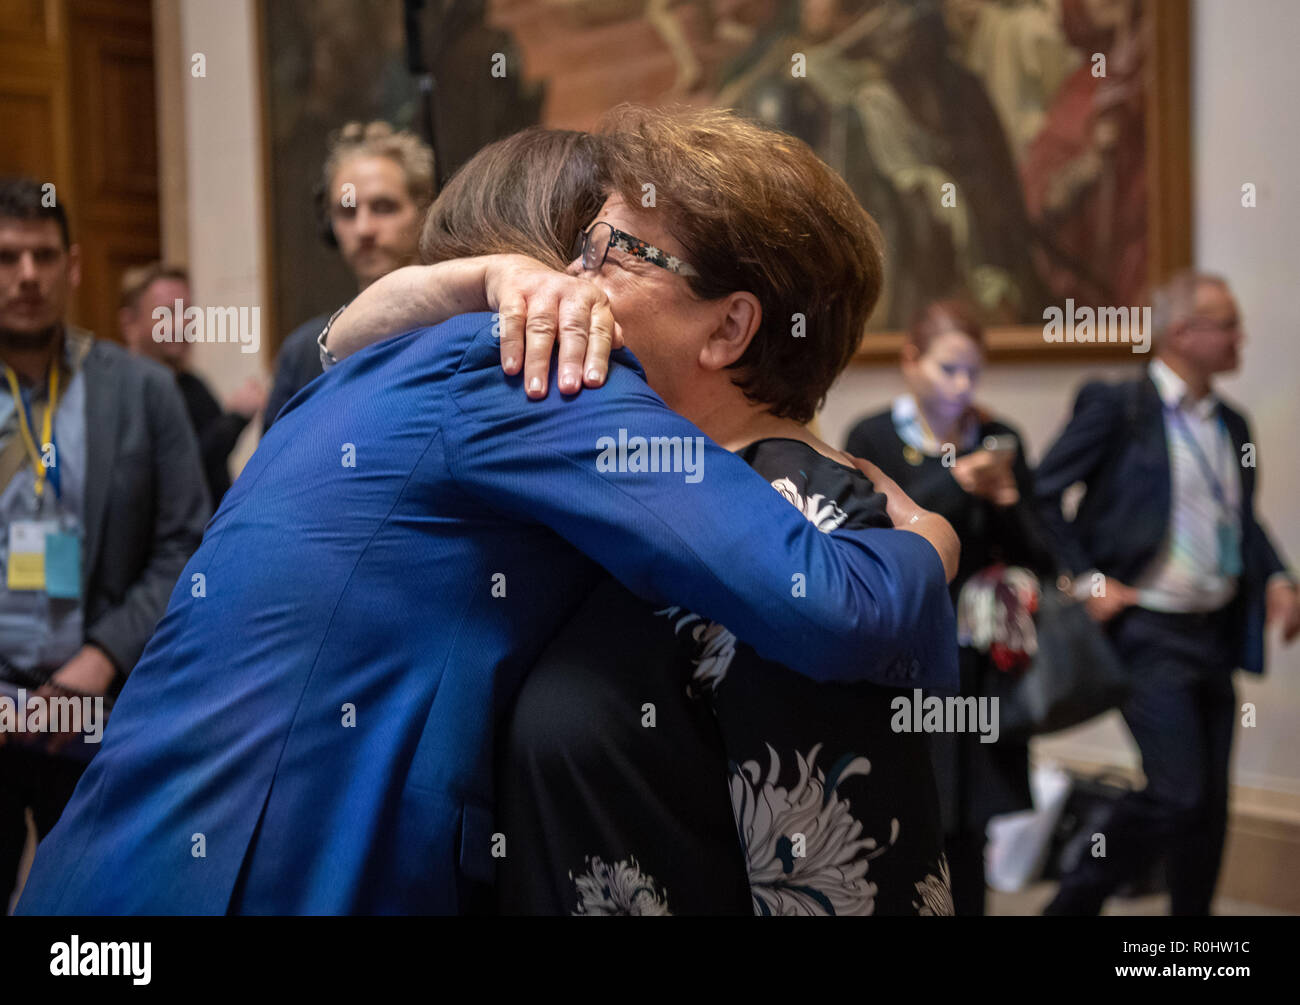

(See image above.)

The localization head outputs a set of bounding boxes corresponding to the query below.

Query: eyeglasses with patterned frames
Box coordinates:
[571,221,699,278]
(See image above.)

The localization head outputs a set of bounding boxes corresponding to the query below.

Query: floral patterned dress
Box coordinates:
[495,438,953,916]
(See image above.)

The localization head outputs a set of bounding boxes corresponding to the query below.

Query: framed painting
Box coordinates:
[256,0,1191,362]
[824,0,1193,361]
[495,0,1192,361]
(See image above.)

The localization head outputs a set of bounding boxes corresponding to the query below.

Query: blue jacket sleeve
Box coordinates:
[443,315,956,689]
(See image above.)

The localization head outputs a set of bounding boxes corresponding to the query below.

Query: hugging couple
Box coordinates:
[19,104,960,917]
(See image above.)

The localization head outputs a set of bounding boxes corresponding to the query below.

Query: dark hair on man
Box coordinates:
[0,176,71,248]
[120,261,190,311]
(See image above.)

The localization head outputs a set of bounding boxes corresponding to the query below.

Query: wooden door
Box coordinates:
[0,0,159,341]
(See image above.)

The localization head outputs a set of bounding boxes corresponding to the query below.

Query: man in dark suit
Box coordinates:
[0,178,210,911]
[1036,270,1299,915]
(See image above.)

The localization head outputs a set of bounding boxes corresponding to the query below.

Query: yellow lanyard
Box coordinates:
[3,362,60,500]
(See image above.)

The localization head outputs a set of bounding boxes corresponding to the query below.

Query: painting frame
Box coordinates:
[252,0,1192,367]
[852,0,1191,364]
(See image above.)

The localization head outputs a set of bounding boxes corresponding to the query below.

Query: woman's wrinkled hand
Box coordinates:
[849,455,961,583]
[482,254,625,399]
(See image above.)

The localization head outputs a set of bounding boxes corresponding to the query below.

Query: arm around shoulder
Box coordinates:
[445,324,957,689]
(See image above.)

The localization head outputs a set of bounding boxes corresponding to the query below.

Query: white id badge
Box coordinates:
[7,519,59,591]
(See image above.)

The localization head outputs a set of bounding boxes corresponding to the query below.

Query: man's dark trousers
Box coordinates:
[1,745,87,911]
[1047,606,1237,916]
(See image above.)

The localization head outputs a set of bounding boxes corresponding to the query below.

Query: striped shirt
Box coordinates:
[1133,358,1241,613]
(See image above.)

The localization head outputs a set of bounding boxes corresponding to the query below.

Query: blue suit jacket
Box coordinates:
[1035,373,1290,674]
[19,314,956,915]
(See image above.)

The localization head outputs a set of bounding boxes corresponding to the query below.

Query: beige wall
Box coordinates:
[169,0,267,469]
[165,0,1300,796]
[1183,0,1299,798]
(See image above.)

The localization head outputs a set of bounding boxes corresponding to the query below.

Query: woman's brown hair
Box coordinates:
[419,127,605,271]
[907,299,986,355]
[596,104,885,424]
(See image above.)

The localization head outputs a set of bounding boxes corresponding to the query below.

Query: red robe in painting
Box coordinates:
[1020,0,1146,308]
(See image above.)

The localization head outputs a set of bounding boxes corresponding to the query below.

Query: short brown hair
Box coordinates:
[120,261,189,311]
[907,299,986,354]
[420,127,603,271]
[323,121,436,209]
[596,104,885,423]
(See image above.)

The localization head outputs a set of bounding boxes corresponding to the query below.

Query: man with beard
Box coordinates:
[263,122,434,431]
[0,177,208,911]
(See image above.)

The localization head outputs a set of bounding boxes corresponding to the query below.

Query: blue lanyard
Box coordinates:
[1166,404,1231,512]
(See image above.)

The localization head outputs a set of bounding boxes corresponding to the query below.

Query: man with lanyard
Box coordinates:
[0,177,210,912]
[1,327,88,664]
[1036,270,1300,915]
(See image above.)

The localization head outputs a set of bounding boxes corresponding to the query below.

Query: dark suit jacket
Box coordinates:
[176,370,249,507]
[81,337,210,683]
[847,411,1059,591]
[262,312,328,432]
[1035,372,1290,674]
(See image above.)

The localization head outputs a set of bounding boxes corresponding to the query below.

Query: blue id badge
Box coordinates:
[44,530,82,599]
[1216,520,1243,578]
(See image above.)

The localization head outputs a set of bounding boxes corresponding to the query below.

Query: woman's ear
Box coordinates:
[699,291,761,371]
